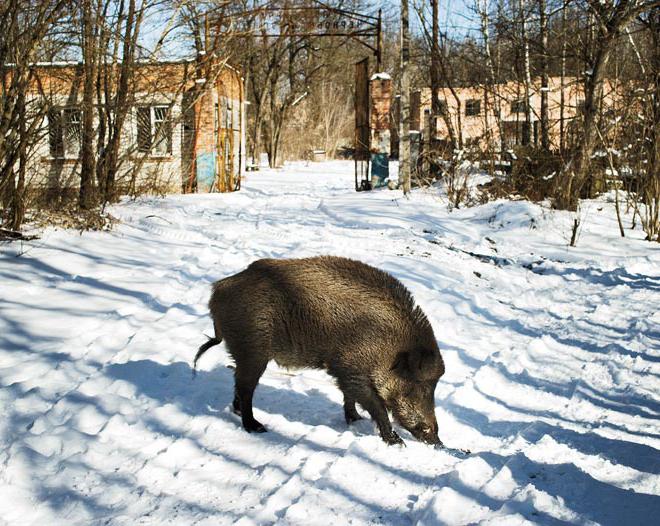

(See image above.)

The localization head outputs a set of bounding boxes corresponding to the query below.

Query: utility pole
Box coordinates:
[399,0,411,194]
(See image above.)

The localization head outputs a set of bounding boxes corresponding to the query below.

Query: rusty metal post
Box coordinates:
[376,9,383,71]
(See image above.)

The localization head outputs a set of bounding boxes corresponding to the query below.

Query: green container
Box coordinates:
[371,153,389,188]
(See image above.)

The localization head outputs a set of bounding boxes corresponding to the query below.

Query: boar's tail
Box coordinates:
[192,335,222,377]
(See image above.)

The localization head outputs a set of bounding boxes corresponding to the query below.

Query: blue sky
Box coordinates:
[380,0,479,38]
[141,1,480,60]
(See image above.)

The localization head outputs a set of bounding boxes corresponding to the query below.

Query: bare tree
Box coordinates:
[400,0,411,193]
[555,0,659,210]
[538,0,549,150]
[0,0,69,230]
[95,0,146,205]
[79,0,98,210]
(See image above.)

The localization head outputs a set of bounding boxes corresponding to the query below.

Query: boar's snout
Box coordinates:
[390,385,441,446]
[410,421,441,445]
[397,404,440,445]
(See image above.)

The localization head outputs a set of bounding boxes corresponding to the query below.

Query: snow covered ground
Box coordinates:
[1,160,659,525]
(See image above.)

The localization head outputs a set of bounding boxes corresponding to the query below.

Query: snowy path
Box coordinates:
[1,161,659,525]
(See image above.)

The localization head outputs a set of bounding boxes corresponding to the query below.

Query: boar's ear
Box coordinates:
[392,348,443,381]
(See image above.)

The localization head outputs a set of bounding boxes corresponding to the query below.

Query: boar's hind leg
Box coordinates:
[343,397,363,424]
[233,356,268,433]
[339,379,403,446]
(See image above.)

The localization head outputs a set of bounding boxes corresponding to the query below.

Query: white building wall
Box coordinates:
[26,92,185,195]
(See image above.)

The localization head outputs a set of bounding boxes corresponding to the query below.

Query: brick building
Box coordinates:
[20,58,245,197]
[411,77,619,152]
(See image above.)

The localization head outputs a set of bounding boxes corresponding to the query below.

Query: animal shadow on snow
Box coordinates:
[104,359,435,523]
[104,359,660,525]
[105,358,361,439]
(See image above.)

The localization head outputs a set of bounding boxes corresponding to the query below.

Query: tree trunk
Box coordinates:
[566,43,613,207]
[103,0,139,204]
[539,0,549,150]
[559,0,567,154]
[10,89,26,230]
[430,0,439,152]
[399,0,411,194]
[520,0,533,146]
[479,0,502,153]
[79,0,97,210]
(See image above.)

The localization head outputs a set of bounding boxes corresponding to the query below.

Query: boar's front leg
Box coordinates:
[233,355,268,433]
[339,377,404,446]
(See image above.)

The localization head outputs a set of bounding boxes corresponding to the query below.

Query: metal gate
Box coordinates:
[354,58,370,191]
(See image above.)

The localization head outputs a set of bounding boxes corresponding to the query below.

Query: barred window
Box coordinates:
[152,106,172,155]
[137,105,172,155]
[48,107,81,157]
[465,99,481,116]
[137,107,152,153]
[48,109,64,157]
[510,100,527,114]
[63,109,81,157]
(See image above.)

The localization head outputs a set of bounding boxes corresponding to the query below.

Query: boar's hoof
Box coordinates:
[382,430,405,446]
[244,419,267,433]
[345,413,363,425]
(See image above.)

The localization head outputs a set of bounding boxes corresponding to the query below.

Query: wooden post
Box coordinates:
[399,0,411,194]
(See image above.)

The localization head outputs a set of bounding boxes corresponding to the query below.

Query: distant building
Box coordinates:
[411,77,618,152]
[17,58,245,198]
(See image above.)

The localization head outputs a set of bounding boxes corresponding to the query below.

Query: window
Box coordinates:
[465,99,480,116]
[510,100,527,114]
[152,106,172,155]
[221,98,233,130]
[137,105,172,155]
[48,109,63,158]
[438,99,448,115]
[137,107,152,153]
[576,99,585,114]
[48,107,81,158]
[63,109,82,157]
[225,100,232,129]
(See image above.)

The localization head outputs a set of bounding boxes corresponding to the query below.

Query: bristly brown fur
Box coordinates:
[201,255,445,445]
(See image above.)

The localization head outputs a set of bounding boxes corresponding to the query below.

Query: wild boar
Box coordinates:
[194,256,445,446]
